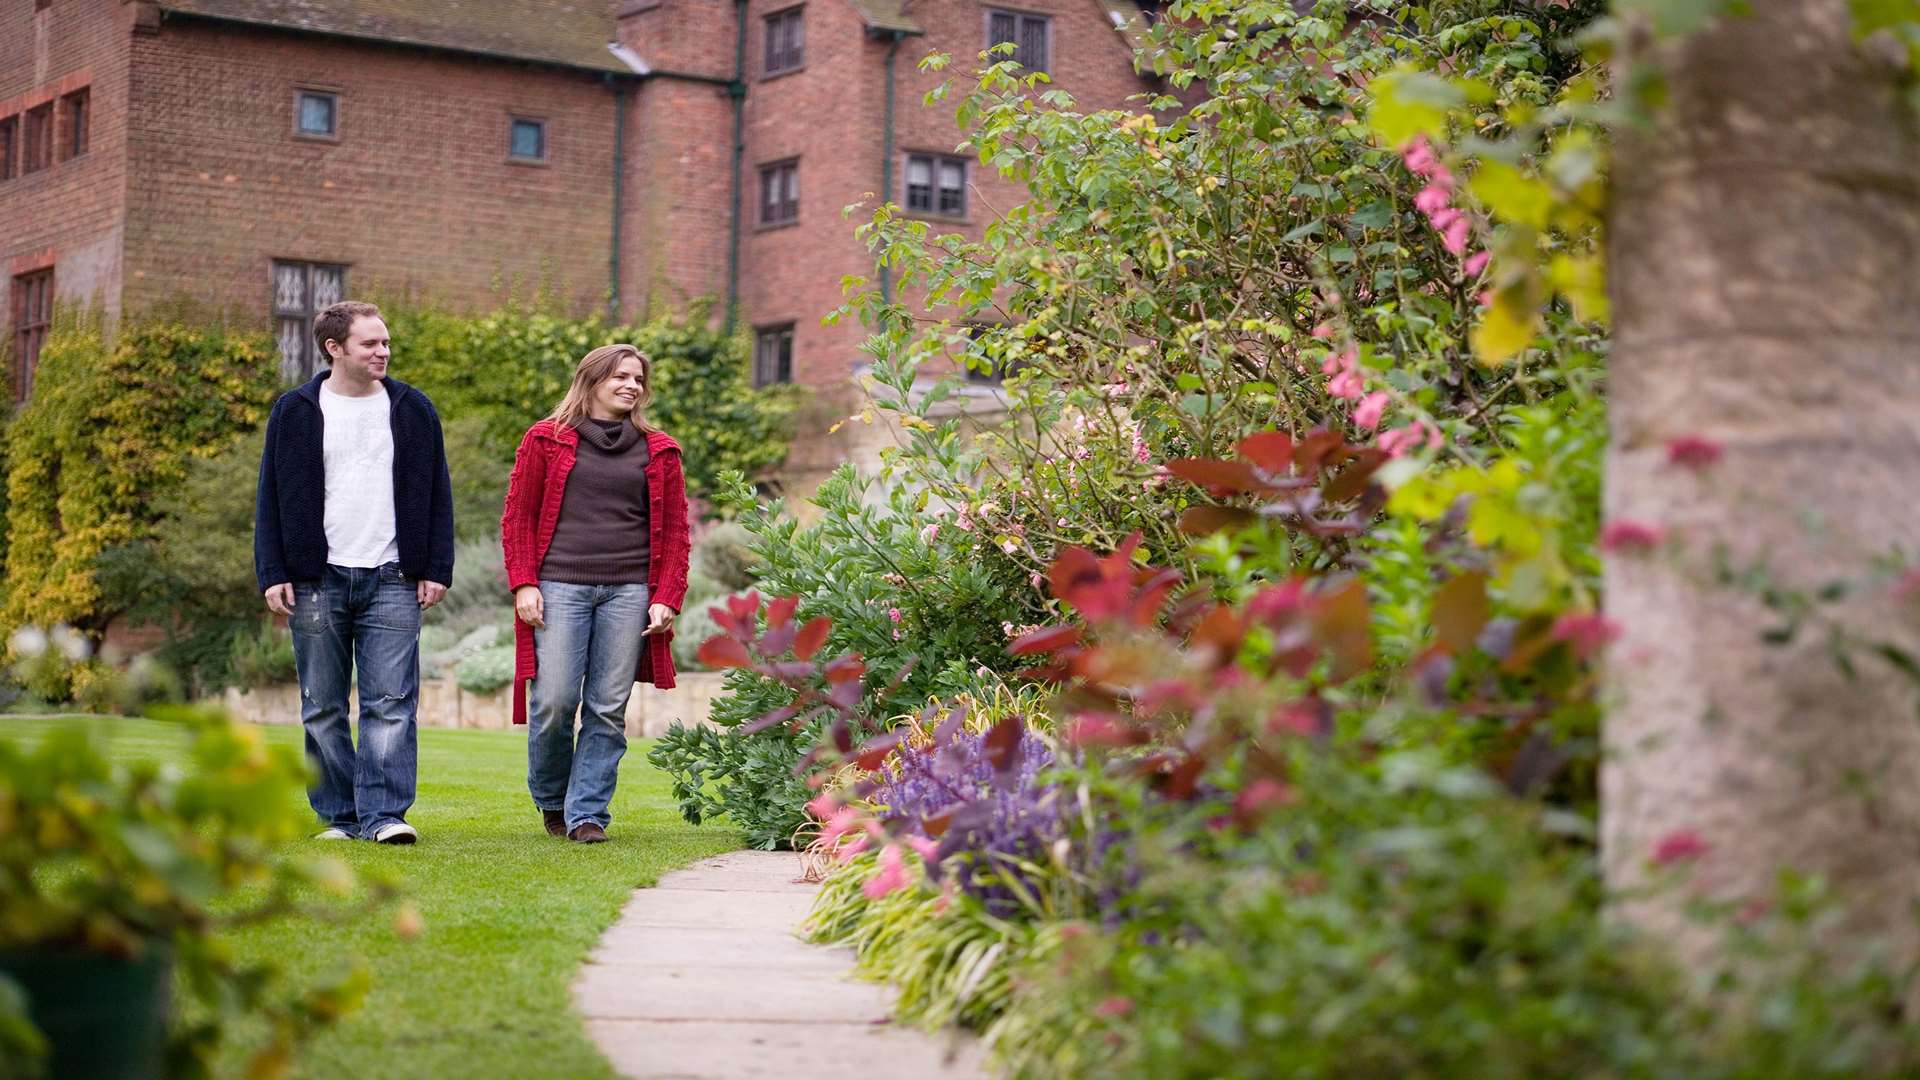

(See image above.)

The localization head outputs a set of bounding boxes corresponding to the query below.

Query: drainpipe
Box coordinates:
[725,0,748,332]
[609,77,626,321]
[879,30,904,307]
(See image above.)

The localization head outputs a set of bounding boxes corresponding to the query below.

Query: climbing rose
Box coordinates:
[1652,829,1709,866]
[1551,613,1622,658]
[1666,435,1724,470]
[920,523,939,544]
[1599,520,1666,553]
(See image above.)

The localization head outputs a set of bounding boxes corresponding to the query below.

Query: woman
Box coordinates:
[500,344,690,843]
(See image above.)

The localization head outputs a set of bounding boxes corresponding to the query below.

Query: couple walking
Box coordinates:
[254,300,690,846]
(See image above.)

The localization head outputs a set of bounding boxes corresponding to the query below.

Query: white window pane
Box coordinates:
[312,266,343,309]
[907,157,931,186]
[273,262,307,314]
[277,318,308,382]
[783,166,798,202]
[940,160,964,190]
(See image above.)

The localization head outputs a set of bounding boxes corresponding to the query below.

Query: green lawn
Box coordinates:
[0,715,740,1079]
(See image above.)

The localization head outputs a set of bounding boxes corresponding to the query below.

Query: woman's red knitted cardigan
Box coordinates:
[499,420,691,725]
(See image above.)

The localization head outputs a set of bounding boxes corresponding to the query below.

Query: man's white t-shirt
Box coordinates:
[319,380,401,568]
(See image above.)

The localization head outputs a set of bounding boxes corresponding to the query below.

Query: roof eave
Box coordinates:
[156,5,638,79]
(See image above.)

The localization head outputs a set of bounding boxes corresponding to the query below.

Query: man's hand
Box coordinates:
[515,586,544,629]
[265,583,294,616]
[644,603,676,636]
[418,580,448,610]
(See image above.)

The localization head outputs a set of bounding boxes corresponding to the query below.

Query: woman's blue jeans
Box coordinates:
[288,562,421,839]
[527,581,649,832]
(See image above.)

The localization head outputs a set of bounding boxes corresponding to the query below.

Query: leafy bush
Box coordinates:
[226,619,297,691]
[424,536,510,636]
[3,317,276,647]
[387,305,800,504]
[649,468,1035,847]
[0,708,402,1076]
[647,713,819,850]
[453,644,514,696]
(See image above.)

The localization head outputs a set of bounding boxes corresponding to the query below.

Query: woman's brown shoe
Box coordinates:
[568,822,609,844]
[543,810,567,838]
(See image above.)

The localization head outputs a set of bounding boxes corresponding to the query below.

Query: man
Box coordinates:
[255,300,454,844]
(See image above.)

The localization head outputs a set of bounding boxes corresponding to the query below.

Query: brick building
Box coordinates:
[2,0,1162,480]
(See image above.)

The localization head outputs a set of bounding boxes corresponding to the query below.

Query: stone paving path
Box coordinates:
[574,850,986,1079]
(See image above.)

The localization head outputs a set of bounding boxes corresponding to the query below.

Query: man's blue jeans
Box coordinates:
[288,563,421,839]
[527,581,648,832]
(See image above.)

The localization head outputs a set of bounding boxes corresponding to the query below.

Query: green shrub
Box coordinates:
[387,306,799,502]
[690,521,758,592]
[647,710,819,850]
[2,316,276,641]
[227,619,297,691]
[453,644,514,696]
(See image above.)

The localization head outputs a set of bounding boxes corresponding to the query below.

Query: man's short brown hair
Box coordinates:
[313,301,383,361]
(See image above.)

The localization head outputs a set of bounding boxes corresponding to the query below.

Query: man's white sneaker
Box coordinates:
[373,822,418,845]
[313,827,354,841]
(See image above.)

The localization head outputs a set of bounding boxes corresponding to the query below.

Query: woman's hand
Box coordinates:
[644,602,676,636]
[515,585,545,628]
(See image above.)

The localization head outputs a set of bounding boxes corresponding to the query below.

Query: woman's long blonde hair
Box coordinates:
[546,343,660,433]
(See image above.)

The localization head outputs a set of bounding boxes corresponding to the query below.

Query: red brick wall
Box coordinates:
[0,1,134,353]
[120,19,622,326]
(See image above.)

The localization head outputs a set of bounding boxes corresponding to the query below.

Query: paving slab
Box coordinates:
[576,850,986,1080]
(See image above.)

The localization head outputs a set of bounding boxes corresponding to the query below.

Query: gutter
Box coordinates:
[725,0,748,332]
[878,29,905,307]
[608,77,626,320]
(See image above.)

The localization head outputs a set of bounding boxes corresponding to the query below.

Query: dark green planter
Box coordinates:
[0,943,172,1080]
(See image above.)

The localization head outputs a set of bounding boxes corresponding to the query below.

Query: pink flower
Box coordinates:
[888,608,903,624]
[1414,184,1451,214]
[1599,520,1665,553]
[1030,572,1045,589]
[1462,250,1490,276]
[907,834,940,862]
[1319,347,1355,376]
[1094,996,1134,1018]
[1310,323,1333,339]
[954,511,974,532]
[836,834,871,863]
[1377,422,1441,458]
[1353,391,1389,432]
[920,524,939,544]
[1551,612,1622,658]
[1666,435,1724,470]
[1427,207,1462,232]
[1442,217,1472,255]
[819,806,866,847]
[1895,568,1920,603]
[862,843,910,899]
[1327,368,1365,400]
[1132,433,1151,464]
[806,793,838,819]
[1401,136,1437,177]
[1651,829,1709,866]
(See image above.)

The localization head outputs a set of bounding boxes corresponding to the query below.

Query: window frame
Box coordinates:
[985,8,1051,73]
[757,159,800,228]
[903,151,968,219]
[271,259,349,382]
[293,88,340,141]
[0,116,17,182]
[762,5,806,78]
[21,103,52,174]
[507,116,548,164]
[58,87,88,162]
[11,268,54,403]
[753,323,795,387]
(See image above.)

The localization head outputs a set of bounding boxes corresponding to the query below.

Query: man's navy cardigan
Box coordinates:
[253,371,456,591]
